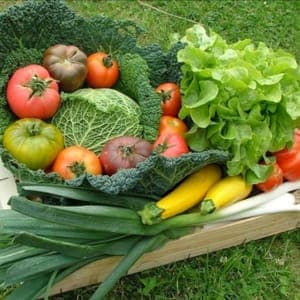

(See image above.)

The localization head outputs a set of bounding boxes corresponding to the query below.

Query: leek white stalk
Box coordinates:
[212,193,299,222]
[213,180,300,219]
[147,181,300,234]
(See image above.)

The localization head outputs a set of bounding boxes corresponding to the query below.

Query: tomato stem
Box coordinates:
[68,161,86,177]
[24,75,53,98]
[158,90,171,102]
[102,55,113,68]
[27,122,41,136]
[120,145,134,157]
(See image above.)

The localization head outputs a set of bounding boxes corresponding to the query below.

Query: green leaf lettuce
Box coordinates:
[178,24,300,183]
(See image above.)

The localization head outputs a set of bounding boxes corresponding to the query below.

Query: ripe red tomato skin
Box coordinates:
[153,133,189,158]
[156,82,181,117]
[86,52,119,88]
[99,136,153,175]
[6,64,60,119]
[255,163,283,192]
[159,116,188,137]
[52,145,102,180]
[273,130,300,181]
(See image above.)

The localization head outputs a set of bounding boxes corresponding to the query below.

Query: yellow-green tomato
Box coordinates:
[3,118,64,170]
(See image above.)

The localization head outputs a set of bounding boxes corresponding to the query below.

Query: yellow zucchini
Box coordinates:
[138,164,222,225]
[200,175,252,215]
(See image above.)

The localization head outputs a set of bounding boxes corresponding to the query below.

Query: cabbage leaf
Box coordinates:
[1,148,229,198]
[52,88,143,154]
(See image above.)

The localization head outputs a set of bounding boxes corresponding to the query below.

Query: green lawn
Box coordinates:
[0,0,299,299]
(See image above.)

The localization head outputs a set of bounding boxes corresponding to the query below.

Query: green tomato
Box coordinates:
[3,118,64,170]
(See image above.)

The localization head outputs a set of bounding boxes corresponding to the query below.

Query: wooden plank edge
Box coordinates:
[50,211,300,296]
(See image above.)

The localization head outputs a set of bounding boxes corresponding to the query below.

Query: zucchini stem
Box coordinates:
[199,199,215,215]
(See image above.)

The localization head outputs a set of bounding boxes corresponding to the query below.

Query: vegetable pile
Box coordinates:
[0,1,299,299]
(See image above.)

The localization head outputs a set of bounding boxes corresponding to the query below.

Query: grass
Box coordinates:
[0,0,299,299]
[50,230,300,300]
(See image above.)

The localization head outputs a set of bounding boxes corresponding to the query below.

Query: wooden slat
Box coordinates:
[50,211,300,296]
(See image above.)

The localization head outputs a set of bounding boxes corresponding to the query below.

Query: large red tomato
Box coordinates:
[52,145,102,180]
[86,52,119,88]
[99,136,153,175]
[255,162,283,192]
[6,64,60,119]
[274,129,300,181]
[159,116,188,136]
[155,82,181,117]
[153,133,189,158]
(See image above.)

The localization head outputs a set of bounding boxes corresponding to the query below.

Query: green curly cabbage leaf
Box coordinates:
[51,88,143,154]
[1,147,229,197]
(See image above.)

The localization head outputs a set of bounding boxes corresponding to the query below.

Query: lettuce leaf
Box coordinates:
[178,25,300,184]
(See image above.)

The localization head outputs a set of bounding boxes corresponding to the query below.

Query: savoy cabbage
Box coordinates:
[52,88,143,154]
[0,0,182,141]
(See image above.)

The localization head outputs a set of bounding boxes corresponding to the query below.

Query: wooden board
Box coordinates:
[50,210,300,296]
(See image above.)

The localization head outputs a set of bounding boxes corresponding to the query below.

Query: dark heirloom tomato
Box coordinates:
[86,52,119,88]
[3,118,64,170]
[52,145,102,180]
[99,136,152,175]
[43,44,88,92]
[6,64,60,119]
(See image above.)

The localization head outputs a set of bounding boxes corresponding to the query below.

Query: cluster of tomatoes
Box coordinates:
[153,83,189,157]
[255,129,300,192]
[98,83,191,177]
[2,44,120,179]
[2,43,191,180]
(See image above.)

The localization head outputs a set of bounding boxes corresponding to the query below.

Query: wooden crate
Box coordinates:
[50,208,300,296]
[1,162,299,295]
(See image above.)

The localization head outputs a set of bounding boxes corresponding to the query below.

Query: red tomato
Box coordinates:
[52,145,102,180]
[255,163,283,192]
[6,64,60,119]
[274,130,300,181]
[156,82,181,117]
[153,133,189,158]
[86,52,119,88]
[99,136,153,175]
[159,116,188,136]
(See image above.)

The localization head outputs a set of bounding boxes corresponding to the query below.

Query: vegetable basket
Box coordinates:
[0,0,299,299]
